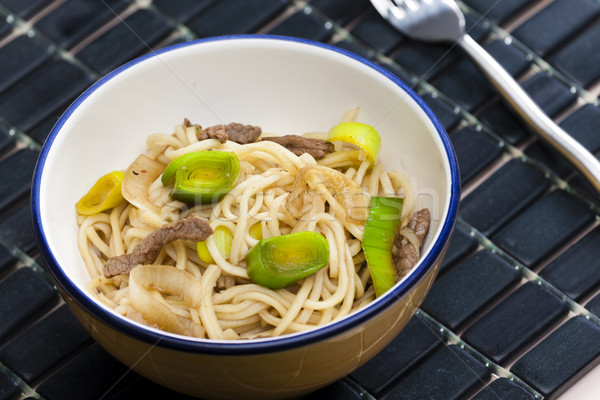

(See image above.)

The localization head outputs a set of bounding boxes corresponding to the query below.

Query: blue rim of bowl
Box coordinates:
[32,34,460,355]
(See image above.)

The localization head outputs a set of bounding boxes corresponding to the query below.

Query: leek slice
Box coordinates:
[362,196,403,297]
[76,171,124,215]
[327,122,381,166]
[161,152,198,186]
[162,151,240,203]
[246,231,329,289]
[197,225,233,263]
[249,223,263,240]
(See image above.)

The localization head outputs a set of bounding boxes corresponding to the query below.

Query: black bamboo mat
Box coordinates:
[0,0,600,399]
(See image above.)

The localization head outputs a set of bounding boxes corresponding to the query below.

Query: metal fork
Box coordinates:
[371,0,600,195]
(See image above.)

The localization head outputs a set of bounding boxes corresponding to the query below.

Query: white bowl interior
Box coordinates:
[37,37,454,339]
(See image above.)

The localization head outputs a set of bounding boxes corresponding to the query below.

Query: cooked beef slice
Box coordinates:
[103,216,213,277]
[198,123,261,144]
[394,208,431,277]
[262,135,334,159]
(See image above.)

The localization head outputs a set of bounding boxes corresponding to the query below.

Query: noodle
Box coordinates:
[78,115,419,340]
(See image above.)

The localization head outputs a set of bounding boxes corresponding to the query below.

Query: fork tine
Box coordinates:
[390,0,405,10]
[391,0,410,12]
[384,0,408,19]
[403,0,421,10]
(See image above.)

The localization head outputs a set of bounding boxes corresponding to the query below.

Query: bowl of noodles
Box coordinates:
[32,35,459,399]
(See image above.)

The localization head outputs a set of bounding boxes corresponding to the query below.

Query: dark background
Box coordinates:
[0,0,599,399]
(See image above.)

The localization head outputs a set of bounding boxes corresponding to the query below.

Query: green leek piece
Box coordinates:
[246,231,329,289]
[362,196,403,297]
[327,122,381,166]
[161,152,199,186]
[161,151,240,203]
[197,226,233,264]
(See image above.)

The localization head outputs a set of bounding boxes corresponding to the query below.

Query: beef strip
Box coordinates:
[261,135,334,159]
[103,216,213,277]
[182,118,228,142]
[393,208,431,278]
[198,122,261,144]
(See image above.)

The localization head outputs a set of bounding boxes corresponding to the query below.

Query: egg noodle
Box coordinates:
[78,109,417,340]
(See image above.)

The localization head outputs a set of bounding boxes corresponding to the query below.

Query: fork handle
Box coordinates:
[457,34,600,195]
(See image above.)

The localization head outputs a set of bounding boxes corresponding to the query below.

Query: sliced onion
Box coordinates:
[129,264,204,337]
[121,154,166,215]
[286,165,369,224]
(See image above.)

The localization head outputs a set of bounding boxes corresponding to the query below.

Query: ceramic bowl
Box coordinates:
[32,35,460,400]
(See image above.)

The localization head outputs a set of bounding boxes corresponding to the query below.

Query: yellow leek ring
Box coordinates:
[197,226,233,264]
[327,122,381,166]
[76,170,125,215]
